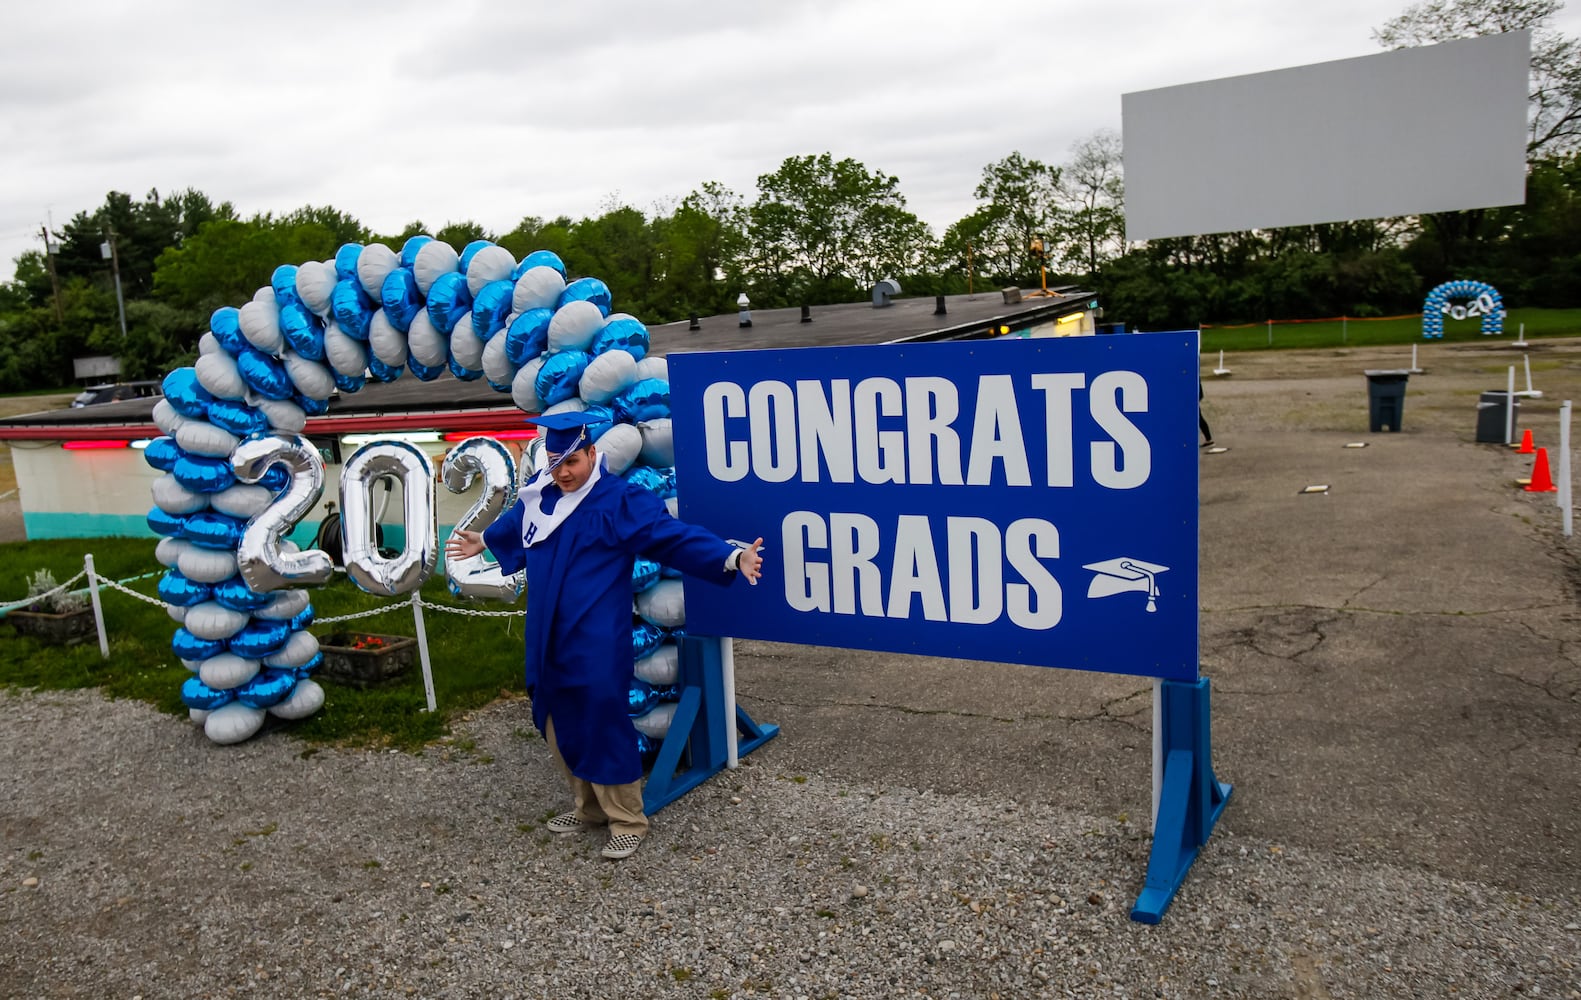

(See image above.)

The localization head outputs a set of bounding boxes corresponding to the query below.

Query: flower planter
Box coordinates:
[316,632,417,688]
[8,607,96,646]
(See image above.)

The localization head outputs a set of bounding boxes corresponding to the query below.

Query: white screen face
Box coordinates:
[1122,31,1530,241]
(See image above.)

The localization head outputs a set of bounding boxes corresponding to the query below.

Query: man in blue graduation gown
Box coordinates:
[446,412,764,861]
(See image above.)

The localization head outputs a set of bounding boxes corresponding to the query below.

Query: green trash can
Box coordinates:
[1364,369,1410,432]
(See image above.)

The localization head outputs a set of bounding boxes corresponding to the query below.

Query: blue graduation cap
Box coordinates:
[526,411,600,470]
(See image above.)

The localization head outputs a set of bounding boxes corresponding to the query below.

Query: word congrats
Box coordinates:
[671,334,1202,681]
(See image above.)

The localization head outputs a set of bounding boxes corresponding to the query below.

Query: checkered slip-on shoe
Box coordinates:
[601,833,642,860]
[546,812,588,835]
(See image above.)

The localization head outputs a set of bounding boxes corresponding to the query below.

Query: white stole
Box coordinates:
[518,455,604,549]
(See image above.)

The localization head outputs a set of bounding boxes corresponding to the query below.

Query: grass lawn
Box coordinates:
[0,536,526,750]
[1192,308,1581,353]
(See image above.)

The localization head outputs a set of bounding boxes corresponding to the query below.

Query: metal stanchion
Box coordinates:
[410,591,436,713]
[83,554,109,659]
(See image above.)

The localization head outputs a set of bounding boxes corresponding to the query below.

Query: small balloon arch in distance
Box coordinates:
[1421,279,1505,339]
[147,236,683,745]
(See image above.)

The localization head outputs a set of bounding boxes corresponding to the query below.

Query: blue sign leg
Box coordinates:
[1130,676,1232,924]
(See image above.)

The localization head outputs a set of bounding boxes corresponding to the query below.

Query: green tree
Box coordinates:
[153,214,357,315]
[1057,130,1126,276]
[54,189,232,301]
[971,152,1062,284]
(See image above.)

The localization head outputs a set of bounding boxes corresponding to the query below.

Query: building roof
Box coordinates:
[0,289,1092,440]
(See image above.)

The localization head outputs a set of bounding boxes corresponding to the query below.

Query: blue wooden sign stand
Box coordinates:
[643,636,779,815]
[1130,676,1233,923]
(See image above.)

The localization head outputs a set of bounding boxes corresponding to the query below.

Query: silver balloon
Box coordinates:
[441,437,524,601]
[341,440,437,596]
[231,434,334,591]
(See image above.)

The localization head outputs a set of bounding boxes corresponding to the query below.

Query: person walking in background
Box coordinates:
[1199,381,1214,448]
[445,412,764,862]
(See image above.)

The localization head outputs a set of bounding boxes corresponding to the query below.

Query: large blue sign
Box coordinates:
[669,332,1200,681]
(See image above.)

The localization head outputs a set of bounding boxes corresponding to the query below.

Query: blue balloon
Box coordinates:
[162,368,214,419]
[426,272,473,334]
[558,277,613,316]
[623,465,668,497]
[173,628,226,662]
[653,684,680,703]
[334,243,363,281]
[332,371,367,393]
[632,556,661,593]
[592,315,649,360]
[236,669,297,709]
[207,400,269,437]
[409,358,445,382]
[236,348,293,400]
[472,280,515,340]
[505,308,552,366]
[459,240,493,272]
[182,511,248,549]
[147,506,187,537]
[279,303,326,362]
[213,575,273,612]
[271,265,302,310]
[448,359,483,382]
[259,465,291,492]
[290,605,315,632]
[294,393,330,416]
[400,235,433,268]
[295,650,324,679]
[535,350,592,406]
[627,679,658,717]
[143,436,183,472]
[181,675,235,710]
[331,278,374,340]
[367,356,404,382]
[485,377,513,394]
[635,730,657,764]
[611,377,670,423]
[513,249,566,280]
[581,403,615,442]
[228,618,292,658]
[209,307,248,355]
[158,569,213,608]
[632,621,665,660]
[173,455,237,494]
[380,267,422,333]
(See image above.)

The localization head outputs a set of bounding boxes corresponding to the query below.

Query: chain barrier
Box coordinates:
[94,575,168,609]
[0,568,88,615]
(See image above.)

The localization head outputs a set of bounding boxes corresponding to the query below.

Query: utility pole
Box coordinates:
[39,224,63,323]
[101,228,127,338]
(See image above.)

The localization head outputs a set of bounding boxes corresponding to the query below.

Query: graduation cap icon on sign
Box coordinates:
[1083,557,1170,613]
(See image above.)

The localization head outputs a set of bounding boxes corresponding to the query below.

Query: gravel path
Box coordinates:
[2,688,1576,999]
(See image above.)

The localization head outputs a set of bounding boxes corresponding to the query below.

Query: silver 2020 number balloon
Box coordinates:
[341,440,438,596]
[441,436,524,601]
[231,434,334,591]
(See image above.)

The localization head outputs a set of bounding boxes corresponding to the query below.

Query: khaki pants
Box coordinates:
[544,716,648,838]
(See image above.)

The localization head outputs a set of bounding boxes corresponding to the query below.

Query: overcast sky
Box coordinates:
[4,0,1578,285]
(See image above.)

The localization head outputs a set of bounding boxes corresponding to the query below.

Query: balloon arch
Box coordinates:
[1421,279,1505,338]
[148,237,681,745]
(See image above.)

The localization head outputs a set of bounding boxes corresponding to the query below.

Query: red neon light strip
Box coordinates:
[442,429,540,442]
[62,439,130,450]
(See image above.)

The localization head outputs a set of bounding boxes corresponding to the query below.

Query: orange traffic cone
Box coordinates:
[1515,428,1535,454]
[1525,447,1558,492]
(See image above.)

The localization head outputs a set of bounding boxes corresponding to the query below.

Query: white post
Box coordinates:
[1412,343,1418,371]
[83,553,108,660]
[1561,401,1573,537]
[1266,319,1272,347]
[721,637,739,767]
[1506,366,1516,445]
[1524,354,1536,395]
[1342,316,1347,344]
[410,591,436,713]
[1151,680,1162,833]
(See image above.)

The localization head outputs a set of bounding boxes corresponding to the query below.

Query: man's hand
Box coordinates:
[738,537,765,586]
[446,529,485,560]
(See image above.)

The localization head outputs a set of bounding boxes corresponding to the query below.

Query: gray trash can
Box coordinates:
[1476,390,1519,443]
[1363,369,1410,432]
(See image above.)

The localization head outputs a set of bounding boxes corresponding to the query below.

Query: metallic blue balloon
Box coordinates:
[634,730,657,763]
[236,348,293,401]
[236,668,297,709]
[331,279,374,340]
[162,368,214,419]
[623,465,667,496]
[334,243,363,281]
[332,371,367,393]
[592,315,650,361]
[513,249,566,280]
[173,455,237,494]
[367,356,403,382]
[279,303,326,362]
[558,277,613,316]
[581,403,615,442]
[400,235,432,267]
[632,556,660,593]
[611,377,671,423]
[653,684,680,702]
[182,511,248,550]
[272,265,303,310]
[380,267,421,332]
[147,506,187,537]
[535,350,591,406]
[159,569,213,608]
[632,621,665,660]
[213,575,273,612]
[295,650,324,679]
[459,240,493,271]
[209,307,248,355]
[471,280,514,339]
[143,436,183,472]
[207,400,269,437]
[294,392,330,415]
[181,675,236,710]
[227,618,292,658]
[173,628,226,662]
[409,358,444,382]
[290,605,315,631]
[425,272,472,334]
[627,679,658,717]
[448,359,483,382]
[259,466,290,491]
[505,308,552,365]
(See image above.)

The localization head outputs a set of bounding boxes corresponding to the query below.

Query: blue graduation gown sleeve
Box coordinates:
[481,499,526,576]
